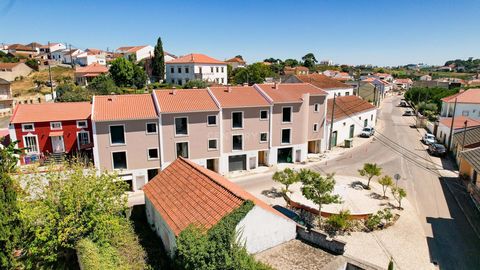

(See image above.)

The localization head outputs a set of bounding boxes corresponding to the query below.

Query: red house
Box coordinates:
[9,102,93,164]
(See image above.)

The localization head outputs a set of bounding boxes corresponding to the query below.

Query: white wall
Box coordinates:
[135,46,154,61]
[145,197,177,257]
[440,102,480,120]
[236,205,296,254]
[327,108,377,147]
[166,63,227,85]
[325,87,354,99]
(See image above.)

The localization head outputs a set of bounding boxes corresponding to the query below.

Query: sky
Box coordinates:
[1,0,479,66]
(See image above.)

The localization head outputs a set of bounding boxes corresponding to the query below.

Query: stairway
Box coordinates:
[44,152,65,165]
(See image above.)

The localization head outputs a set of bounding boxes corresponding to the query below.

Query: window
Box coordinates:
[110,125,125,145]
[211,67,214,73]
[178,67,182,73]
[314,104,320,112]
[345,92,350,96]
[221,67,224,72]
[462,110,470,116]
[23,135,38,153]
[112,151,127,170]
[216,67,219,72]
[170,67,174,73]
[147,169,159,181]
[22,123,34,132]
[177,79,182,85]
[208,139,218,150]
[207,115,217,126]
[232,135,243,150]
[78,131,90,146]
[171,79,175,84]
[77,120,88,128]
[199,67,202,73]
[232,112,243,129]
[260,132,268,143]
[371,115,373,121]
[146,123,157,134]
[50,122,62,130]
[281,129,291,144]
[176,142,189,158]
[313,123,319,132]
[282,107,292,123]
[221,78,224,84]
[185,67,189,73]
[175,117,188,136]
[260,110,268,120]
[148,148,159,160]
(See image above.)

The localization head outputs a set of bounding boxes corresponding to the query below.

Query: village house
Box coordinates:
[435,116,480,148]
[420,74,432,81]
[9,102,93,165]
[74,63,109,86]
[76,50,107,66]
[166,53,228,86]
[7,44,39,57]
[458,147,480,206]
[0,62,33,82]
[283,73,354,99]
[440,89,480,120]
[39,42,66,54]
[143,157,296,256]
[357,82,377,104]
[0,78,13,116]
[323,70,353,81]
[452,126,480,162]
[393,78,413,90]
[116,45,154,62]
[284,66,309,76]
[225,56,246,69]
[373,72,394,82]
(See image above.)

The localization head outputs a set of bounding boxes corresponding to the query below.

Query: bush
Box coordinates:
[365,213,382,231]
[325,210,351,232]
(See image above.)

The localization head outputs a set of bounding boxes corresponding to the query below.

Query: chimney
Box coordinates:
[170,88,176,95]
[226,85,232,93]
[273,82,278,89]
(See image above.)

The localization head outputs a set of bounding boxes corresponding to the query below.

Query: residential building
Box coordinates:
[9,102,92,164]
[326,96,377,148]
[452,126,480,161]
[76,51,107,66]
[393,78,413,90]
[166,53,228,85]
[225,56,246,69]
[143,157,296,256]
[419,75,432,81]
[283,73,354,99]
[116,45,154,62]
[255,83,328,164]
[74,63,109,86]
[362,77,391,104]
[209,86,271,173]
[373,73,394,82]
[284,66,309,75]
[440,89,480,120]
[0,78,13,116]
[435,116,480,148]
[357,82,377,103]
[458,147,480,206]
[39,42,66,54]
[319,60,333,66]
[0,62,33,82]
[57,48,83,64]
[153,88,221,169]
[7,44,38,57]
[92,94,160,191]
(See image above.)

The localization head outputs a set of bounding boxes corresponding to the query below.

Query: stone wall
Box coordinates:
[296,225,346,255]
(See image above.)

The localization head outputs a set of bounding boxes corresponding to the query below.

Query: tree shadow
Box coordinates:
[261,187,283,198]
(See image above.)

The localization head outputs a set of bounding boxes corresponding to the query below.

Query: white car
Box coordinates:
[360,127,375,138]
[422,133,436,145]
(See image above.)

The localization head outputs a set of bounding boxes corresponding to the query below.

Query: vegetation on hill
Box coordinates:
[444,57,480,72]
[11,66,74,97]
[404,87,459,115]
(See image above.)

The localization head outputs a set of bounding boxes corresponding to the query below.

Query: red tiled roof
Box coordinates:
[167,53,225,65]
[394,78,413,84]
[441,89,480,104]
[256,83,327,103]
[154,89,219,113]
[209,86,270,108]
[327,95,376,122]
[294,74,351,90]
[439,116,480,129]
[10,102,91,124]
[143,157,285,236]
[93,94,158,121]
[75,63,108,75]
[225,57,246,64]
[116,45,149,53]
[7,44,37,52]
[0,62,23,69]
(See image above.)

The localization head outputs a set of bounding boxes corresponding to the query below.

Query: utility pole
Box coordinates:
[328,95,336,150]
[447,98,458,150]
[373,84,377,107]
[461,120,468,152]
[69,44,74,68]
[47,41,54,99]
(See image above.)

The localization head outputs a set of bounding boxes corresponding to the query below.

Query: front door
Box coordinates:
[349,125,355,138]
[331,131,338,148]
[51,136,65,153]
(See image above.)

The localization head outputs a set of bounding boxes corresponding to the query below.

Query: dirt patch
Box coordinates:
[11,66,74,96]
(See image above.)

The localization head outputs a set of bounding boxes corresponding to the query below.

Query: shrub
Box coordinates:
[365,213,382,231]
[325,210,351,232]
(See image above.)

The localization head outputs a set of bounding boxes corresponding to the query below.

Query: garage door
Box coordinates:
[229,155,246,172]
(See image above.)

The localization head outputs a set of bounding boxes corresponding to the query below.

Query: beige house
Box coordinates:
[0,62,33,82]
[92,94,161,191]
[0,78,13,116]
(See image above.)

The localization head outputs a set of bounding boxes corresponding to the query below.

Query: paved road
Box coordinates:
[236,95,480,269]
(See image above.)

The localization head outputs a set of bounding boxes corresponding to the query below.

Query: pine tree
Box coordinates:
[152,36,165,82]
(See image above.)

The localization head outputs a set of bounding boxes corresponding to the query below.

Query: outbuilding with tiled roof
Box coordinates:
[283,73,354,99]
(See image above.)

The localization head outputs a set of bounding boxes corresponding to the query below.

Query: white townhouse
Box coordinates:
[440,89,480,120]
[166,53,228,86]
[116,45,154,62]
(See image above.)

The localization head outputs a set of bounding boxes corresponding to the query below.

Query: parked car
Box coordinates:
[428,143,447,157]
[360,127,375,138]
[399,101,407,107]
[422,133,436,145]
[273,205,309,227]
[403,110,415,116]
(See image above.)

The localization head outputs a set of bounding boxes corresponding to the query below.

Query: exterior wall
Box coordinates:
[440,102,480,120]
[145,197,177,257]
[435,123,451,145]
[327,108,377,147]
[0,63,33,82]
[325,87,354,99]
[271,102,305,147]
[236,206,296,254]
[307,95,326,144]
[166,63,227,85]
[0,82,13,115]
[135,46,154,61]
[160,111,221,167]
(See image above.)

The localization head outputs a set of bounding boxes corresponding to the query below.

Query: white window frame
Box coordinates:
[281,128,292,145]
[147,147,160,160]
[146,122,158,135]
[260,110,269,120]
[314,103,320,113]
[76,120,88,129]
[109,124,126,146]
[232,134,243,151]
[111,150,128,170]
[175,141,190,159]
[22,123,35,132]
[260,132,268,143]
[208,138,218,151]
[282,106,293,123]
[207,115,217,126]
[23,134,39,154]
[76,130,90,149]
[174,116,189,137]
[50,121,62,130]
[231,111,244,129]
[313,123,319,132]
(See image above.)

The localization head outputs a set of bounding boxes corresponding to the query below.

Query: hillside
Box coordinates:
[11,66,74,97]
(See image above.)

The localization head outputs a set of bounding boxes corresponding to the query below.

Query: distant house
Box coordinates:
[458,147,480,206]
[7,44,38,57]
[0,78,13,116]
[74,63,109,86]
[225,57,246,69]
[283,73,354,99]
[436,116,480,148]
[361,78,392,104]
[357,82,377,103]
[284,66,309,76]
[393,78,413,90]
[39,43,66,54]
[116,45,154,62]
[143,157,296,256]
[0,62,33,82]
[419,75,432,81]
[440,89,480,120]
[76,51,106,66]
[373,73,394,82]
[166,53,228,85]
[326,96,377,148]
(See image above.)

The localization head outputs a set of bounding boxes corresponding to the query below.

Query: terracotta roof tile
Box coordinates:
[441,89,480,104]
[294,74,351,90]
[10,102,91,124]
[143,157,285,235]
[167,53,225,65]
[0,62,23,69]
[327,95,376,122]
[256,83,327,103]
[439,116,480,129]
[116,45,149,53]
[154,89,219,113]
[209,86,270,108]
[225,57,246,64]
[93,94,158,121]
[74,63,108,75]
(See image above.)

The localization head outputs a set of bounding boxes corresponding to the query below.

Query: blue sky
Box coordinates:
[1,0,479,66]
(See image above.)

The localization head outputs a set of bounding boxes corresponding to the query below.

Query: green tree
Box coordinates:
[272,168,299,194]
[358,163,382,189]
[299,170,341,227]
[109,57,135,87]
[391,186,407,209]
[152,37,165,82]
[88,74,120,95]
[388,257,394,270]
[301,53,318,71]
[183,79,208,89]
[284,59,299,67]
[55,83,92,102]
[378,175,394,198]
[132,64,148,89]
[233,63,275,85]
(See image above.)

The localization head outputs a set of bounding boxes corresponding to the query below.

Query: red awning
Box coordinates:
[49,131,64,137]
